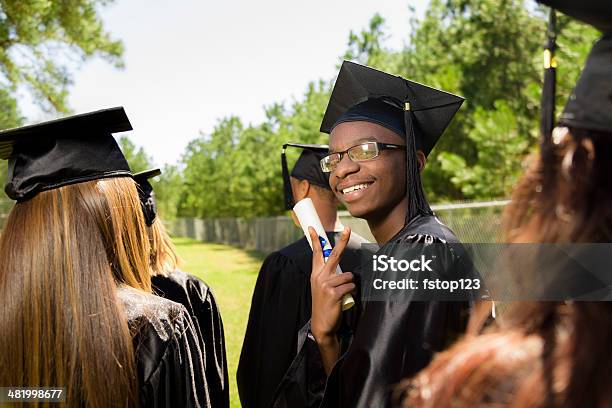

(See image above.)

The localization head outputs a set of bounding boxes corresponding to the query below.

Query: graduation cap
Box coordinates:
[558,34,612,132]
[320,60,464,220]
[0,107,133,201]
[537,0,612,34]
[535,1,612,133]
[133,168,162,226]
[281,143,330,210]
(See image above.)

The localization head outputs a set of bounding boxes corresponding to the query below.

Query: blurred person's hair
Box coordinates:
[311,183,339,205]
[0,177,151,408]
[148,218,183,276]
[396,127,612,408]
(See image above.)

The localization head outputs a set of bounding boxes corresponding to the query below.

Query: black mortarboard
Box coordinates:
[537,0,612,34]
[281,143,330,210]
[558,34,612,132]
[133,168,162,227]
[320,60,464,220]
[0,107,133,201]
[535,0,612,133]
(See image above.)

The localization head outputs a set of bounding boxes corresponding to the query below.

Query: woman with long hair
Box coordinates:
[0,108,208,407]
[396,3,612,407]
[133,169,229,408]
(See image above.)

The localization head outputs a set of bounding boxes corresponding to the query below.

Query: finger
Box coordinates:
[324,272,354,288]
[325,226,351,272]
[308,227,325,272]
[332,283,356,300]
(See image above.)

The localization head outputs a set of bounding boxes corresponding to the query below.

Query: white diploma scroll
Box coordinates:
[293,198,355,311]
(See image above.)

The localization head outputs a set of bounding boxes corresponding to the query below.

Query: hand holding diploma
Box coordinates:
[293,198,356,374]
[308,226,355,374]
[293,198,355,311]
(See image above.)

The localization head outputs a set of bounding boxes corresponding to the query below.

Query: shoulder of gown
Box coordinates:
[237,244,314,408]
[151,270,229,408]
[117,286,210,408]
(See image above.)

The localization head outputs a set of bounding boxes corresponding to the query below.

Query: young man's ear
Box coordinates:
[416,150,427,173]
[290,177,311,203]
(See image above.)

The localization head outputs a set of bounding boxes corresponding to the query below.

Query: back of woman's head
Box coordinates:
[504,128,612,243]
[397,129,612,408]
[0,176,151,407]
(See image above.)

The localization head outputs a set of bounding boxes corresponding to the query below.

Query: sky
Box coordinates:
[20,0,428,167]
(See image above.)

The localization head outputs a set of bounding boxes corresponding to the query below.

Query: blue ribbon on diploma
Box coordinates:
[319,236,333,258]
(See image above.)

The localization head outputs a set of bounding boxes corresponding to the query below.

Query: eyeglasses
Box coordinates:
[320,141,406,173]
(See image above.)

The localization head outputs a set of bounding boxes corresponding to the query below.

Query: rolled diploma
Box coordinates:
[293,198,355,311]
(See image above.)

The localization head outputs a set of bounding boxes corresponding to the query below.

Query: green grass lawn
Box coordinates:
[173,237,264,408]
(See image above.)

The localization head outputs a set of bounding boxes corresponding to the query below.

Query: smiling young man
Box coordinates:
[238,144,367,408]
[272,61,477,408]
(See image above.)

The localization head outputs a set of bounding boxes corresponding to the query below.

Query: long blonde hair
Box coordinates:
[0,177,151,407]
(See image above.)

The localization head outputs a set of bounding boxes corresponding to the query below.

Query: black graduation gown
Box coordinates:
[272,215,475,408]
[152,270,229,408]
[117,286,210,408]
[237,231,368,408]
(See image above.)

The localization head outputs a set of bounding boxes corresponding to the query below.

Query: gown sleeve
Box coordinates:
[237,251,312,408]
[152,271,230,408]
[184,275,230,408]
[134,302,211,408]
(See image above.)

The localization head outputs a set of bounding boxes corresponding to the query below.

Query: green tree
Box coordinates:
[342,13,403,71]
[179,117,242,218]
[173,3,601,219]
[153,164,183,220]
[394,0,599,200]
[0,0,124,114]
[0,88,21,200]
[177,81,332,219]
[118,136,154,173]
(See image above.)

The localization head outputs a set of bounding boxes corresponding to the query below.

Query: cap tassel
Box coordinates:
[404,107,432,223]
[281,147,294,210]
[540,8,557,195]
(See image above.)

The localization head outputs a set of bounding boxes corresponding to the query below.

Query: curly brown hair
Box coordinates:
[396,128,612,408]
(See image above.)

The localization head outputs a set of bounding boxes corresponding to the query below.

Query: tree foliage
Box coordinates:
[0,0,123,202]
[0,0,124,114]
[119,136,154,174]
[1,1,600,217]
[170,1,600,218]
[178,81,331,218]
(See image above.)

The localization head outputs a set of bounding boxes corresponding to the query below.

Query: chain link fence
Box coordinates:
[0,198,508,249]
[166,200,509,253]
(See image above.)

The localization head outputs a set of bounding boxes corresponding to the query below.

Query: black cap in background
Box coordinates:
[281,143,330,210]
[559,34,612,132]
[537,0,612,34]
[133,168,162,226]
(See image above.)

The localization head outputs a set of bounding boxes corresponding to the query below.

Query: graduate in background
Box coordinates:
[133,169,229,408]
[397,2,612,407]
[273,63,477,408]
[237,144,367,408]
[0,108,208,407]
